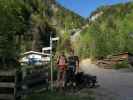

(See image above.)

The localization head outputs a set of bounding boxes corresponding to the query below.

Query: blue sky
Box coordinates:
[56,0,132,18]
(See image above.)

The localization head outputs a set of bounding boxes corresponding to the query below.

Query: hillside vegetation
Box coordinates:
[1,0,133,66]
[20,0,85,52]
[76,2,133,59]
[0,0,85,53]
[0,0,85,68]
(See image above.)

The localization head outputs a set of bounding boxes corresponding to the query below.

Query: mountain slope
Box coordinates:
[20,0,86,52]
[76,2,133,58]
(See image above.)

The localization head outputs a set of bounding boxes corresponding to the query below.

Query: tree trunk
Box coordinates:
[32,27,42,51]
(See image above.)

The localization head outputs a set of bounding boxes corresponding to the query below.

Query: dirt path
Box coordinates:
[80,59,133,100]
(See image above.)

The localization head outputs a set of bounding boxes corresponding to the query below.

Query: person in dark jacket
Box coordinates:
[65,49,79,88]
[67,50,79,74]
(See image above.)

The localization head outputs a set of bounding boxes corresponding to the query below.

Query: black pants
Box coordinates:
[65,67,76,87]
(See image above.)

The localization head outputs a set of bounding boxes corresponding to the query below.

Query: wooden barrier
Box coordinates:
[0,65,49,100]
[18,65,49,98]
[97,52,133,69]
[0,69,21,100]
[97,52,129,69]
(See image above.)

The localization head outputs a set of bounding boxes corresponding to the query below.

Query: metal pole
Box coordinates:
[50,36,53,91]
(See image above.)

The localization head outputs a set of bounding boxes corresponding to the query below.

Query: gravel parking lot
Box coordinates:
[80,59,133,100]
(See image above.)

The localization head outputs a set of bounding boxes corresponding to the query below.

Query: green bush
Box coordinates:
[113,60,129,69]
[76,2,133,59]
[47,64,58,80]
[24,91,95,100]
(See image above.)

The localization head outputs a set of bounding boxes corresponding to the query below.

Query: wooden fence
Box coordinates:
[0,65,49,100]
[18,65,49,98]
[0,69,21,100]
[97,52,133,69]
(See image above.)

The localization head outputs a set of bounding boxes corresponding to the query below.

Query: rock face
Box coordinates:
[21,0,85,52]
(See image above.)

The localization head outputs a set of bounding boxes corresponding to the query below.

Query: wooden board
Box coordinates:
[0,82,15,88]
[0,94,14,100]
[0,70,16,76]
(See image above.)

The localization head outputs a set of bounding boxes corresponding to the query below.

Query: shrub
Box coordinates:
[113,60,129,69]
[24,91,95,100]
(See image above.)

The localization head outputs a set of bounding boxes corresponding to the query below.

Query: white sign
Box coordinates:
[42,47,52,51]
[52,37,59,41]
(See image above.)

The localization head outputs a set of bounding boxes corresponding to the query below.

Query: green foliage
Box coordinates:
[24,91,95,100]
[113,60,129,69]
[0,0,84,68]
[18,0,85,52]
[55,5,85,30]
[57,32,71,53]
[0,0,27,68]
[78,2,133,59]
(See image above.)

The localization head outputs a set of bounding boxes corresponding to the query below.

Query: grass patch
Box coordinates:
[24,91,95,100]
[112,60,129,69]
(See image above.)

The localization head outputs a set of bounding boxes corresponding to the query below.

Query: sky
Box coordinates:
[56,0,132,18]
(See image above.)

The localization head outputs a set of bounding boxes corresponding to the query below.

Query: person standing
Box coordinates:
[56,52,67,89]
[67,50,79,74]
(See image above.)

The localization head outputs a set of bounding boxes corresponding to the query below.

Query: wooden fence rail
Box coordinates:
[0,69,19,100]
[0,65,49,100]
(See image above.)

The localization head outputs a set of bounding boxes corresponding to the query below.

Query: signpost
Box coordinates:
[42,47,52,51]
[50,36,59,90]
[42,36,59,90]
[52,37,59,41]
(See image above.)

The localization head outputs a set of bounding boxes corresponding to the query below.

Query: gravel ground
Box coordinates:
[80,59,133,100]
